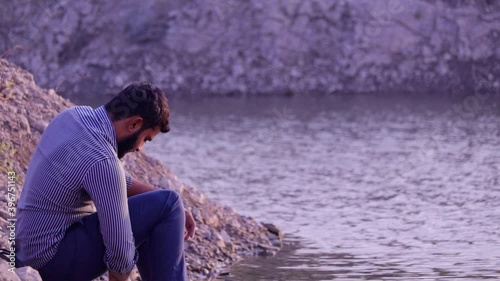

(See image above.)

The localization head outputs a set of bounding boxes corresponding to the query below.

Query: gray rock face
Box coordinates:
[0,0,499,100]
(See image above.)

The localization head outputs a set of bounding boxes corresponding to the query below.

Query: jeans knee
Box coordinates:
[156,189,184,215]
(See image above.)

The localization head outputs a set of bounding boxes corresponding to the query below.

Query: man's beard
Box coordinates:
[117,130,141,159]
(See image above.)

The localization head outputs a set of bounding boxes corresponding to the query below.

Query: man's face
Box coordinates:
[117,126,161,159]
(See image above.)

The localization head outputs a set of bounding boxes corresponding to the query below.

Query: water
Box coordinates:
[143,94,500,280]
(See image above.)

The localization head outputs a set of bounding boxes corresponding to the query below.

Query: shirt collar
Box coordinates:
[95,106,118,152]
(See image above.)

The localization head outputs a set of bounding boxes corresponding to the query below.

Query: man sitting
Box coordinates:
[13,82,195,281]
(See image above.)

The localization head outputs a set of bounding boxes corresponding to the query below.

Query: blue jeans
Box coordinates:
[26,190,188,281]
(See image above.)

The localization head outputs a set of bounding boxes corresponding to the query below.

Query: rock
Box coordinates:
[26,115,47,133]
[201,229,212,241]
[256,243,280,257]
[17,115,30,134]
[0,194,8,202]
[220,230,231,243]
[218,269,230,277]
[191,207,202,222]
[0,216,8,227]
[0,260,21,281]
[15,267,42,281]
[213,232,226,249]
[226,219,241,230]
[204,214,219,228]
[144,155,158,166]
[267,234,282,248]
[262,223,283,239]
[159,177,170,189]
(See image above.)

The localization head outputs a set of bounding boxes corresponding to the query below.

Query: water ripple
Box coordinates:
[145,95,500,280]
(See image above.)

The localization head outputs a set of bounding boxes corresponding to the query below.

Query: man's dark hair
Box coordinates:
[104,82,170,133]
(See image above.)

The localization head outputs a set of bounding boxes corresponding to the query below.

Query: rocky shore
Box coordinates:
[0,58,282,280]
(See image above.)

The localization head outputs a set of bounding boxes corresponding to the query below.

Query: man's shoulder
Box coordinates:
[52,106,116,160]
[66,105,94,117]
[56,105,92,115]
[47,106,93,128]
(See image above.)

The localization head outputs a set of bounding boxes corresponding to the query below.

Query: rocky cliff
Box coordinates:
[0,58,282,280]
[1,0,498,102]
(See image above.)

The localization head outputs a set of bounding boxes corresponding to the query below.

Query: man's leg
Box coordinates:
[129,189,188,281]
[36,214,107,280]
[37,189,187,281]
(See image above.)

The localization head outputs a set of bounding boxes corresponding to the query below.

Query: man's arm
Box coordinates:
[127,179,157,197]
[127,178,197,240]
[83,158,138,278]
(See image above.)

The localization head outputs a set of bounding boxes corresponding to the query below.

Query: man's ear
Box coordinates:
[127,116,144,133]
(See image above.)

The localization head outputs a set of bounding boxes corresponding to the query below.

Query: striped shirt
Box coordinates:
[15,105,138,273]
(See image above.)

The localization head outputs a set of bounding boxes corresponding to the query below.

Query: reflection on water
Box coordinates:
[144,94,500,280]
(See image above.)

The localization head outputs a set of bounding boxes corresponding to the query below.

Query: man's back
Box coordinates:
[15,105,124,269]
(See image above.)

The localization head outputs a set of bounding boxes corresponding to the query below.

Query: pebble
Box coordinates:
[27,117,48,133]
[0,260,21,281]
[15,266,43,281]
[204,214,220,227]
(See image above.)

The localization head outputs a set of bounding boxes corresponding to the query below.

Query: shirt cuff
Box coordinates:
[107,248,139,274]
[124,170,133,189]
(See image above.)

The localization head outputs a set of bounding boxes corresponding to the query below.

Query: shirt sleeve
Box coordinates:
[82,158,138,273]
[124,169,133,189]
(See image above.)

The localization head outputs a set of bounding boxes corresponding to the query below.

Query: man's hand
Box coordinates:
[127,179,156,198]
[184,209,196,241]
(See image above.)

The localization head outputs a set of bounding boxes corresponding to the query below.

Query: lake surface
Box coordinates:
[143,94,500,280]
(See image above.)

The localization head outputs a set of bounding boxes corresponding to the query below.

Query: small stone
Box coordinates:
[27,118,47,133]
[191,207,202,222]
[255,243,280,256]
[216,239,226,249]
[220,230,231,243]
[218,269,230,276]
[262,223,283,239]
[257,243,279,251]
[18,115,31,133]
[225,241,235,253]
[193,192,206,205]
[204,214,219,227]
[0,259,21,281]
[144,155,158,166]
[159,177,170,189]
[212,231,227,249]
[268,234,283,247]
[200,228,211,240]
[149,178,159,188]
[15,266,42,281]
[226,218,241,229]
[178,184,186,194]
[257,249,277,257]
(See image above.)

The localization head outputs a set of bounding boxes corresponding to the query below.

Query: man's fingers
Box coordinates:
[184,226,195,241]
[184,210,196,241]
[188,227,195,239]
